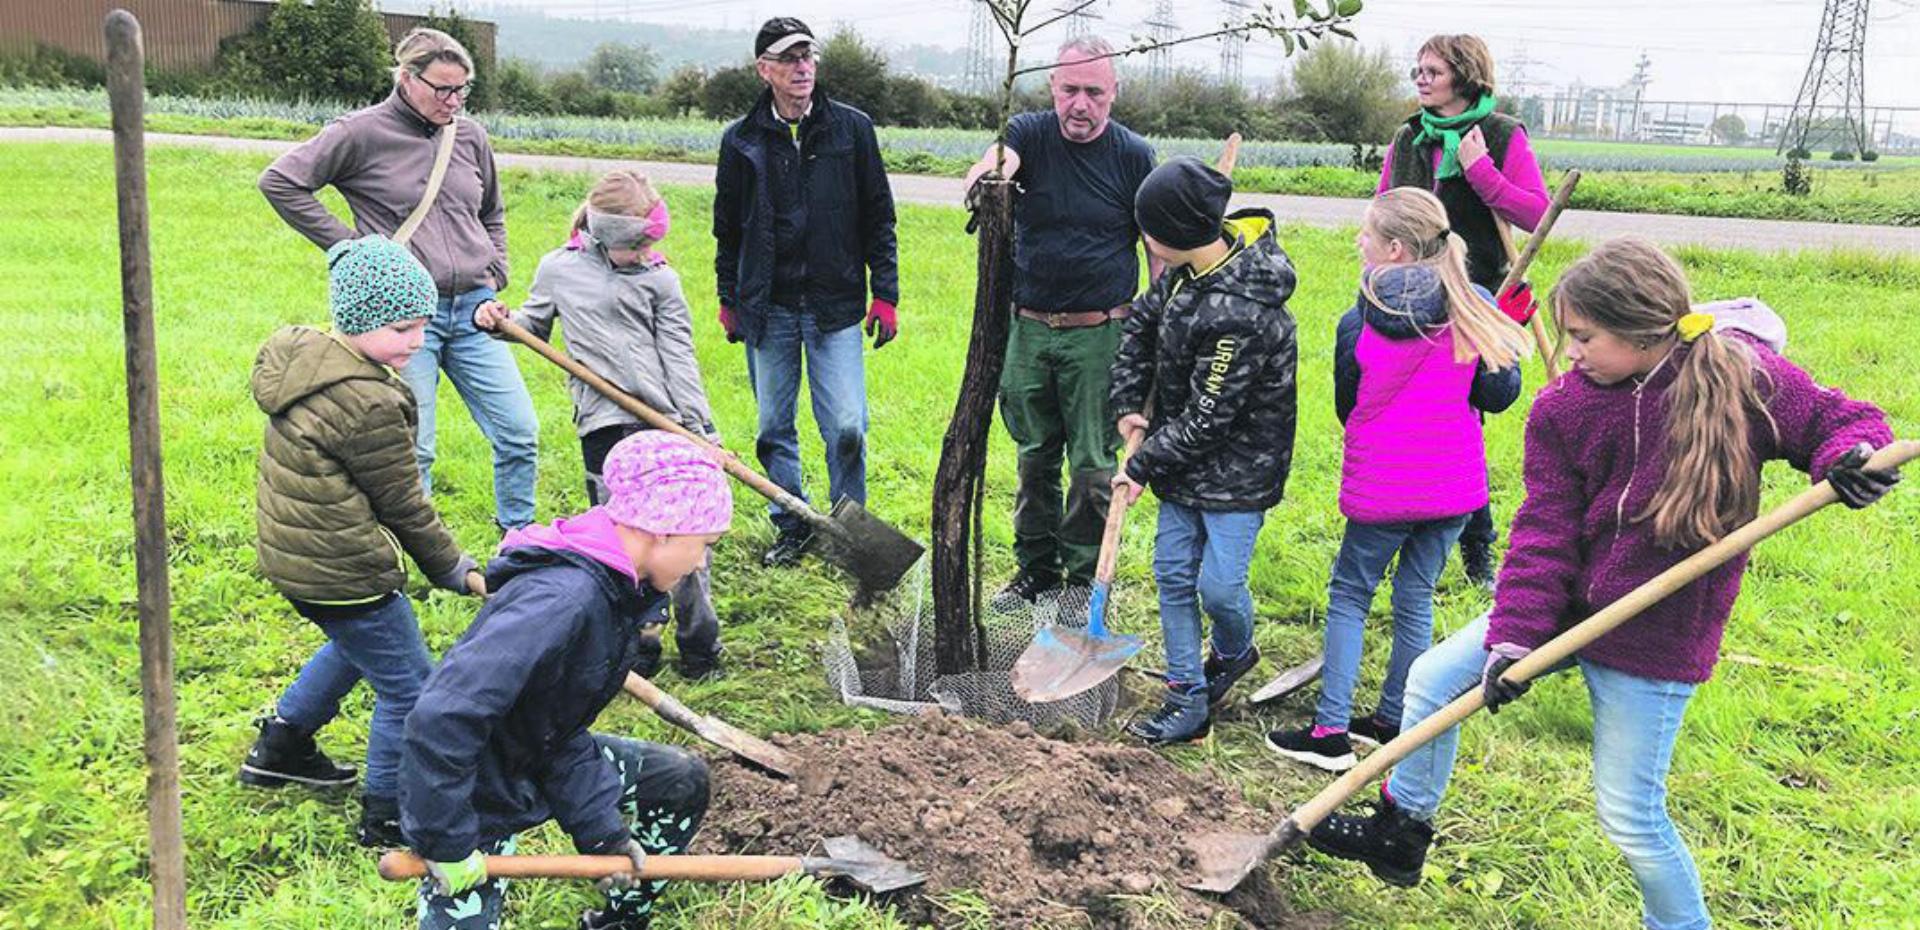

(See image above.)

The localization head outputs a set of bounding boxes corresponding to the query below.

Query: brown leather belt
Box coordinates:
[1016,305,1131,329]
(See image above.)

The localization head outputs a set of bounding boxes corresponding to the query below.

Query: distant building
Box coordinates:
[0,0,495,74]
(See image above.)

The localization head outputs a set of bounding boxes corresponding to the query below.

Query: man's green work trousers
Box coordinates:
[998,316,1122,584]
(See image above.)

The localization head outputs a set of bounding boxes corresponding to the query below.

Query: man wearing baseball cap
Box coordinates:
[400,431,728,930]
[713,17,900,568]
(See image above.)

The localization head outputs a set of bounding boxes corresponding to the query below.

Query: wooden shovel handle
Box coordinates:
[1094,430,1147,586]
[1497,169,1581,380]
[495,319,828,531]
[623,671,696,730]
[1216,132,1243,176]
[1285,439,1919,834]
[378,850,803,882]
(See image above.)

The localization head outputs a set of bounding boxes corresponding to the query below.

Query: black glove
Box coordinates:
[964,174,990,235]
[1827,442,1900,510]
[1481,654,1532,713]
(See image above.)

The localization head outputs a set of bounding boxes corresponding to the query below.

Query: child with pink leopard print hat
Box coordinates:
[400,430,729,930]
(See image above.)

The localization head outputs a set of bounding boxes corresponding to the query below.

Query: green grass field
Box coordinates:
[1,140,1916,929]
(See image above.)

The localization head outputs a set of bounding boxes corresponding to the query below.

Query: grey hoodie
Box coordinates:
[509,245,718,440]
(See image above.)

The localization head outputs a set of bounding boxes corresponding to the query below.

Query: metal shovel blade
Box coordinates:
[1184,820,1302,894]
[1009,625,1146,704]
[807,835,927,893]
[1248,653,1325,704]
[807,499,926,595]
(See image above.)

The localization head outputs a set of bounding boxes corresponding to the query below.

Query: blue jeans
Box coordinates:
[274,593,434,799]
[1151,501,1265,689]
[1386,613,1708,930]
[744,307,867,535]
[403,286,539,528]
[1316,515,1469,729]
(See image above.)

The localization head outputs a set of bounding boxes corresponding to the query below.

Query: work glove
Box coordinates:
[592,839,650,894]
[1827,442,1901,509]
[1496,281,1538,325]
[1481,644,1534,713]
[864,299,898,349]
[718,305,743,344]
[425,850,488,897]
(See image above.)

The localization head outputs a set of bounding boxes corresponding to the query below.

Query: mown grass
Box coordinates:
[1,140,1915,929]
[6,93,1920,227]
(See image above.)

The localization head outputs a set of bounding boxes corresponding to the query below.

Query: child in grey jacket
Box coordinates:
[476,169,727,678]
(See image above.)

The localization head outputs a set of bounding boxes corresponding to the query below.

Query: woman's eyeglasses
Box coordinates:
[1409,66,1448,84]
[415,74,474,102]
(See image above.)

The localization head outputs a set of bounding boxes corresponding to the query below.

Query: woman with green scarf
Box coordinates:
[1376,34,1548,588]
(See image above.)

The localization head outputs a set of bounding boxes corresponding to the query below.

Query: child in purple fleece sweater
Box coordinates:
[1305,238,1902,930]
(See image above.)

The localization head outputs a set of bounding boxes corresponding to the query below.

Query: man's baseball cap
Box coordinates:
[755,17,815,57]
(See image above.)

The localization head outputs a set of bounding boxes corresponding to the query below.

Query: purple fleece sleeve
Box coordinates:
[1464,127,1550,231]
[1486,384,1588,651]
[1750,340,1894,481]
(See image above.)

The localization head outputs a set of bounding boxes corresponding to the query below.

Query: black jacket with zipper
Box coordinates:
[712,87,898,343]
[1110,208,1299,512]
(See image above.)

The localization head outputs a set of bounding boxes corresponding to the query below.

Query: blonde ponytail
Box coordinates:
[1361,188,1531,371]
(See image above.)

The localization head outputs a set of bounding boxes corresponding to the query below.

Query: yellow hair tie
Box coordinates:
[1677,312,1715,343]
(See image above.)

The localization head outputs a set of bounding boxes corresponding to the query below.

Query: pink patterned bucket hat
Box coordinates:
[601,431,732,535]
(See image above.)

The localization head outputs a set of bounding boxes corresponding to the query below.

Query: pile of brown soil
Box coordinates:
[696,712,1336,929]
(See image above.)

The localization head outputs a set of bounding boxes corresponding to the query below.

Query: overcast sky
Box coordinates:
[486,0,1919,108]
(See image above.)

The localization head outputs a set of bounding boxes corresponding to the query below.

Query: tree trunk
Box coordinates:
[931,180,1016,675]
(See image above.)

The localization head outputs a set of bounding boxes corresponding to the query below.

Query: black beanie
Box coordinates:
[1134,156,1233,250]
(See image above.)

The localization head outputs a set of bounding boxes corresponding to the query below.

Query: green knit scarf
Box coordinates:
[1414,94,1498,180]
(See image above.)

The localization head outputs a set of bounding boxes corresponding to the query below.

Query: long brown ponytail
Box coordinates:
[1361,188,1531,371]
[1551,238,1775,549]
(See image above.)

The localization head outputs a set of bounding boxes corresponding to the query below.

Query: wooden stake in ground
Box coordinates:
[104,10,186,930]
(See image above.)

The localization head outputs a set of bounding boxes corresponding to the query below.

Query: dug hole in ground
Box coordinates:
[688,569,1336,929]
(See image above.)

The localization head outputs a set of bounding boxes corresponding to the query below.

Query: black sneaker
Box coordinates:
[237,715,357,790]
[1462,539,1497,589]
[356,794,404,848]
[762,528,812,568]
[1203,645,1261,709]
[991,568,1062,609]
[1347,713,1400,748]
[631,630,664,678]
[676,649,723,681]
[1124,687,1211,746]
[1307,796,1435,888]
[1264,726,1358,773]
[579,908,648,930]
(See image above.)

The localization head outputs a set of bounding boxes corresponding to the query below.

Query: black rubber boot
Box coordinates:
[1307,794,1435,888]
[237,715,356,790]
[356,794,404,848]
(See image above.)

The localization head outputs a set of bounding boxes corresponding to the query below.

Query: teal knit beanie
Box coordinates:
[327,236,437,335]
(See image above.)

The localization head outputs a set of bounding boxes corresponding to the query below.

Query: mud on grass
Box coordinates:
[697,712,1338,929]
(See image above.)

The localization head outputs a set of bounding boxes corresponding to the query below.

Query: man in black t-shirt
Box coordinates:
[964,37,1157,605]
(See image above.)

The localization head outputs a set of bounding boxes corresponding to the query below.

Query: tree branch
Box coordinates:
[1006,15,1357,80]
[1023,0,1105,37]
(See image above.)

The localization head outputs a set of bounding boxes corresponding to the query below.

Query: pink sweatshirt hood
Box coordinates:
[499,506,641,587]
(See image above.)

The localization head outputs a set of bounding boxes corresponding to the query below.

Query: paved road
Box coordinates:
[13,126,1919,255]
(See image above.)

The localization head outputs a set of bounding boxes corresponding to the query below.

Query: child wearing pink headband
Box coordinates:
[475,169,732,679]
